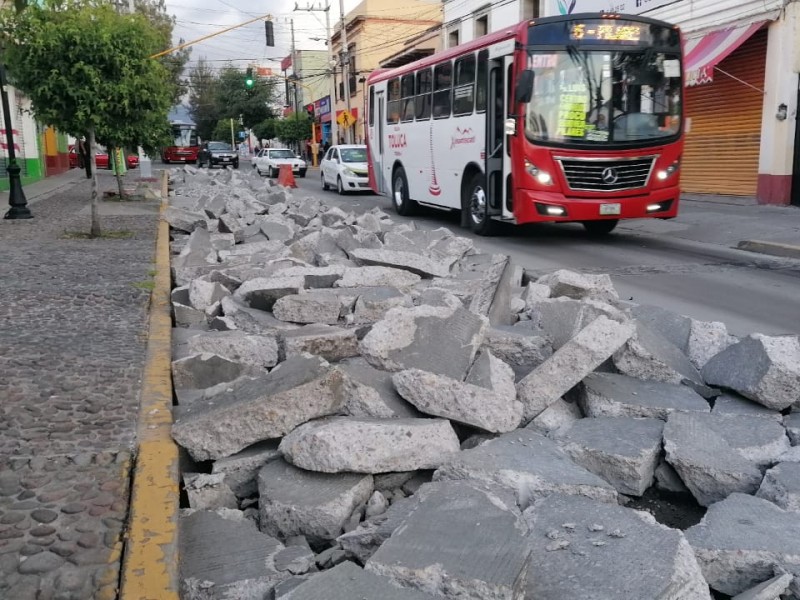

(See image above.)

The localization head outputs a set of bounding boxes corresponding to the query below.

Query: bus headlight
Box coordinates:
[656,160,680,181]
[525,159,553,186]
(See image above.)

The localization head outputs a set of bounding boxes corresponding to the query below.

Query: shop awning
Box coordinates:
[684,21,767,87]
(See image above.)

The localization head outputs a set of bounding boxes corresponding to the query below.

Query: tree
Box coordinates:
[1,0,174,236]
[253,118,277,144]
[211,119,235,145]
[276,114,312,147]
[134,0,190,105]
[188,58,218,141]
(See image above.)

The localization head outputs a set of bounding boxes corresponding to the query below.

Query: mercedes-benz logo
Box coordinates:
[601,167,619,184]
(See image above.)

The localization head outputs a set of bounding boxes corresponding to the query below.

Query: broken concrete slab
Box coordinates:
[654,459,690,494]
[359,305,487,379]
[730,573,793,600]
[278,417,460,473]
[528,398,583,435]
[273,291,345,325]
[233,276,305,312]
[183,473,238,510]
[365,480,530,599]
[335,357,420,419]
[392,368,523,433]
[165,205,208,233]
[787,412,800,445]
[711,392,783,422]
[272,265,346,288]
[336,266,422,289]
[284,561,438,599]
[352,287,413,324]
[189,278,230,312]
[702,334,800,411]
[580,372,710,420]
[552,417,664,497]
[257,459,373,545]
[171,353,255,390]
[274,544,316,575]
[663,412,762,507]
[349,248,454,278]
[434,430,617,509]
[211,440,282,498]
[481,326,553,378]
[689,413,791,468]
[524,494,711,600]
[186,330,280,368]
[217,296,300,335]
[536,269,619,303]
[685,493,800,597]
[171,354,344,460]
[614,320,712,398]
[465,349,516,400]
[280,324,359,362]
[756,462,800,512]
[516,315,635,422]
[179,510,286,600]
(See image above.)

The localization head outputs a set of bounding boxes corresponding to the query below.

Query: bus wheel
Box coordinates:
[392,167,415,216]
[582,220,618,236]
[466,172,495,236]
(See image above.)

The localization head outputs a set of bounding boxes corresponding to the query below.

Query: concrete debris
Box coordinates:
[524,297,628,350]
[654,459,690,494]
[171,352,256,390]
[188,277,230,311]
[350,247,454,278]
[274,544,316,575]
[279,417,460,473]
[688,413,791,468]
[183,473,238,510]
[233,275,305,312]
[210,440,281,499]
[185,330,280,368]
[536,269,619,302]
[528,398,583,435]
[336,265,422,289]
[685,493,800,597]
[481,326,553,378]
[711,392,783,422]
[393,368,523,433]
[365,491,389,518]
[756,462,800,512]
[164,205,208,233]
[702,334,800,411]
[524,494,711,600]
[284,561,438,599]
[730,573,793,600]
[280,324,359,361]
[787,412,800,445]
[258,459,373,545]
[335,357,420,419]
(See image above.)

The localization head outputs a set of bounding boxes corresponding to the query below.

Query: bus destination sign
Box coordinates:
[570,22,643,42]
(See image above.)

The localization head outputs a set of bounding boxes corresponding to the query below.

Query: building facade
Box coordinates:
[441,0,800,205]
[332,0,442,145]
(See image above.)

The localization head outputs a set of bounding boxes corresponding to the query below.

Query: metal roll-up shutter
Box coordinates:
[682,28,767,196]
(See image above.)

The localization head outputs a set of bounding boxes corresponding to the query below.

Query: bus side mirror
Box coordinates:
[515,70,535,104]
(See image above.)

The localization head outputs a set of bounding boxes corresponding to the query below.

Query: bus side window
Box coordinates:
[476,50,488,112]
[401,74,415,122]
[433,62,452,119]
[453,54,476,116]
[415,69,432,120]
[387,78,401,124]
[368,86,374,126]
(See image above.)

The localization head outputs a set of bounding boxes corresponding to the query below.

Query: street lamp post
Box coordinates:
[0,62,31,220]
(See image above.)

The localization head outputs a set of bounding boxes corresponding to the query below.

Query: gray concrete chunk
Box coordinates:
[165,205,208,233]
[257,459,373,545]
[336,357,420,419]
[336,266,422,289]
[272,265,346,288]
[353,287,413,324]
[171,353,254,390]
[350,248,454,278]
[233,276,305,311]
[186,330,280,368]
[517,316,635,422]
[711,392,783,422]
[482,327,553,375]
[524,297,627,350]
[536,269,619,302]
[663,412,762,507]
[189,278,230,311]
[211,440,282,498]
[465,349,517,400]
[279,417,460,473]
[529,398,583,435]
[524,494,711,600]
[702,334,800,411]
[393,368,523,433]
[280,324,359,362]
[365,481,530,599]
[689,413,791,468]
[273,291,343,325]
[359,305,487,379]
[756,462,800,512]
[685,493,800,597]
[434,430,617,509]
[284,561,437,599]
[580,372,710,420]
[731,574,793,600]
[171,355,344,460]
[553,417,664,496]
[179,510,286,600]
[787,412,800,445]
[183,473,238,510]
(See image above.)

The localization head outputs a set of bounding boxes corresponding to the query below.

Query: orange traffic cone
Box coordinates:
[277,164,297,188]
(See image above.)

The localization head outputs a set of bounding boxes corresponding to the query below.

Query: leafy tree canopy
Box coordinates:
[211,119,236,144]
[275,113,311,145]
[253,118,277,143]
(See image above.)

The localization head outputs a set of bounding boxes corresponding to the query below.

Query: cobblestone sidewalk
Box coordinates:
[0,174,160,599]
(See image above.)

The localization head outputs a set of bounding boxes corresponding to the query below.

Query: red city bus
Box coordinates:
[162,121,200,164]
[366,13,684,235]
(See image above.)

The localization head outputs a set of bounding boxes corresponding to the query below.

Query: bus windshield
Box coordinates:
[172,126,198,148]
[524,48,682,145]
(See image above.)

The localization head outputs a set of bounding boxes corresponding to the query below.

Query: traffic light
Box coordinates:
[245,67,255,90]
[305,103,315,121]
[265,21,275,47]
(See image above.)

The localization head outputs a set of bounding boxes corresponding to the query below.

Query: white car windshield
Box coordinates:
[270,150,295,158]
[340,148,367,163]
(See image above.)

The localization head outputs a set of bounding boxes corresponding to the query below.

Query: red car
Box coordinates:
[69,145,139,170]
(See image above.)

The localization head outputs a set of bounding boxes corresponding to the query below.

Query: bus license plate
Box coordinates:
[600,203,621,215]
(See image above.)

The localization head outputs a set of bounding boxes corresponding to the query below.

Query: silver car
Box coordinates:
[320,145,370,194]
[254,148,307,178]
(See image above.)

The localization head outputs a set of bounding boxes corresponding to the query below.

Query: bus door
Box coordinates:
[486,45,514,220]
[371,90,388,195]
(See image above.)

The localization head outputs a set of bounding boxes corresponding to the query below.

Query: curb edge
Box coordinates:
[119,169,180,600]
[736,239,800,260]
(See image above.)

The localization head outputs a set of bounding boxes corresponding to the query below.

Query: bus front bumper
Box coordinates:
[514,186,680,224]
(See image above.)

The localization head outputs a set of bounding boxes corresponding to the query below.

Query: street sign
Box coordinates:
[337,110,355,128]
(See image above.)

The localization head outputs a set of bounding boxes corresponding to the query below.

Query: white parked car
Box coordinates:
[320,145,370,194]
[254,148,307,178]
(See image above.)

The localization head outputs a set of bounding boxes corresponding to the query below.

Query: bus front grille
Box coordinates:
[555,156,657,192]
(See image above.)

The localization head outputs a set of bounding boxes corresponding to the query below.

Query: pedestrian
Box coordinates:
[78,136,92,179]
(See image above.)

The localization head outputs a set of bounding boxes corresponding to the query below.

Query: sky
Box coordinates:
[165,0,362,77]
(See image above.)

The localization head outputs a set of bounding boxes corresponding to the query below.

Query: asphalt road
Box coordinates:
[291,169,800,338]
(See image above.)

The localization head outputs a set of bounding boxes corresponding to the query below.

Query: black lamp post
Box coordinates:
[1,62,32,219]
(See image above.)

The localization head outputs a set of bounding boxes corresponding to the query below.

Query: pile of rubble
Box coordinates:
[165,166,800,600]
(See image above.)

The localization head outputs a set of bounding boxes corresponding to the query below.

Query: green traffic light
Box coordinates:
[246,78,254,87]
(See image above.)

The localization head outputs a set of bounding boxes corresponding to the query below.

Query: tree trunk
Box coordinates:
[113,145,126,200]
[88,128,101,238]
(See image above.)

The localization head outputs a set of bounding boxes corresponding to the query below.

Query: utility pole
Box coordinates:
[296,1,338,146]
[290,19,299,117]
[338,0,352,144]
[1,61,31,219]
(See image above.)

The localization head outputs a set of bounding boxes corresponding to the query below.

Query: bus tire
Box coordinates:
[392,167,415,216]
[582,220,618,236]
[465,172,496,236]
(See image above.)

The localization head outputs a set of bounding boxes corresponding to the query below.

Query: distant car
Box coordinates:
[320,145,369,194]
[251,148,266,169]
[198,141,239,169]
[68,145,138,170]
[254,148,307,178]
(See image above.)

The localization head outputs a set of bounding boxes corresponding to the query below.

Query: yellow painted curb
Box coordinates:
[120,169,180,600]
